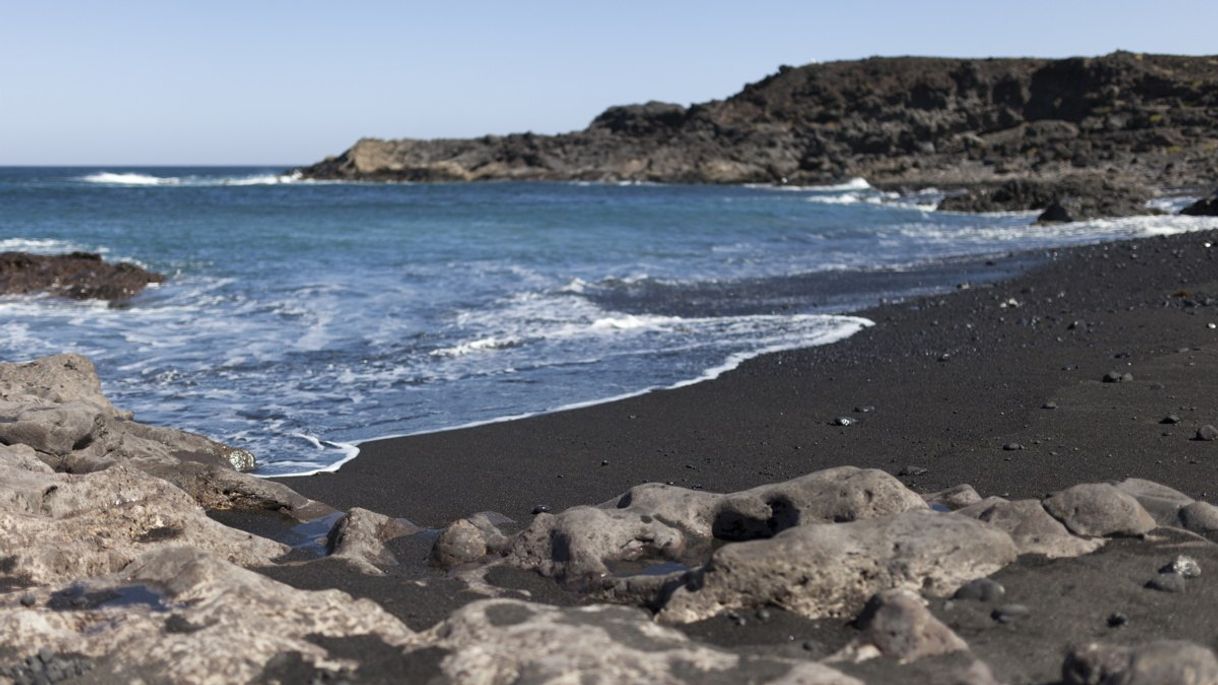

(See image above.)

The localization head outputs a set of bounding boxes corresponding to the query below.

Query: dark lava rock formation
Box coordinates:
[1181,188,1218,215]
[0,252,164,301]
[299,51,1218,219]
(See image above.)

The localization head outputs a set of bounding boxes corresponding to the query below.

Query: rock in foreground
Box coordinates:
[0,251,164,300]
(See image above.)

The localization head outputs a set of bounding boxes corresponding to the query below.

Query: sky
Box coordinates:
[2,1,1217,165]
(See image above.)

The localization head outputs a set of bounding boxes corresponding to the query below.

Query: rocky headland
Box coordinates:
[4,218,1218,685]
[299,52,1218,221]
[0,252,164,301]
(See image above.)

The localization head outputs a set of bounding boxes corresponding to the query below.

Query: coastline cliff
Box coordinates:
[299,52,1218,201]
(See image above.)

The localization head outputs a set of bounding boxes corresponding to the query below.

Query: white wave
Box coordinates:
[82,172,181,186]
[0,238,104,254]
[806,192,862,205]
[430,336,522,357]
[278,314,874,478]
[749,177,872,193]
[80,170,306,187]
[589,314,675,330]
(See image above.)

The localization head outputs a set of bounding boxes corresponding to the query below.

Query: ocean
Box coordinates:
[0,167,1207,476]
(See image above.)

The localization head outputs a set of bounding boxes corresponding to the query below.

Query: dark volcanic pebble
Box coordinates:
[1102,371,1134,383]
[991,604,1031,623]
[1042,402,1058,410]
[1196,425,1218,441]
[953,577,1006,602]
[1003,443,1025,451]
[19,593,36,607]
[1145,572,1187,593]
[1107,612,1129,627]
[530,505,551,515]
[831,417,854,427]
[1161,415,1182,424]
[898,465,929,477]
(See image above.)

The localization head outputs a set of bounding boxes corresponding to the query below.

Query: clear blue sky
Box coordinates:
[3,1,1216,165]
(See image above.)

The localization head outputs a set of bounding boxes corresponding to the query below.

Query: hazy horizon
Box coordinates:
[4,0,1217,165]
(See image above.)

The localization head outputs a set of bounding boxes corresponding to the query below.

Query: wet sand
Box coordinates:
[281,228,1218,528]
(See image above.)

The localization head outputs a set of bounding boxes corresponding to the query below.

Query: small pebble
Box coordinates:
[530,505,551,515]
[991,604,1030,623]
[1164,555,1202,579]
[755,608,771,622]
[1161,415,1181,425]
[1107,612,1128,628]
[1145,572,1187,593]
[1003,443,1024,451]
[1102,371,1134,383]
[19,593,36,608]
[938,353,951,362]
[854,405,875,413]
[831,417,854,427]
[1197,425,1218,441]
[953,578,1006,602]
[600,459,609,466]
[1042,402,1058,410]
[898,465,928,477]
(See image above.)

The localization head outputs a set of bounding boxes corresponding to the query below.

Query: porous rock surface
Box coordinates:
[3,352,1218,683]
[508,466,928,582]
[658,511,1018,623]
[426,598,861,685]
[1062,640,1218,685]
[0,547,416,684]
[955,496,1105,558]
[0,354,317,516]
[1043,483,1158,537]
[828,589,967,664]
[0,451,285,585]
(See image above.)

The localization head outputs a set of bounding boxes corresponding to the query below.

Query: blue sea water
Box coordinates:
[0,167,1209,476]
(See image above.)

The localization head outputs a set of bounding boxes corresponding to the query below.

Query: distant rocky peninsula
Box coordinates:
[299,52,1218,221]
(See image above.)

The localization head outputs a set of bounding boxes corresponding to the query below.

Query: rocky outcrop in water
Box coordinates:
[0,252,164,300]
[299,52,1218,220]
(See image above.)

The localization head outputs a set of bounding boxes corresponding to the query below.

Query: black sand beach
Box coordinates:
[252,225,1218,684]
[283,227,1218,527]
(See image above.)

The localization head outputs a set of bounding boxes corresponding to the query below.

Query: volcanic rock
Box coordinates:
[1181,189,1218,216]
[427,598,860,684]
[658,511,1017,623]
[1062,640,1218,685]
[1042,483,1157,537]
[0,251,164,300]
[955,497,1104,557]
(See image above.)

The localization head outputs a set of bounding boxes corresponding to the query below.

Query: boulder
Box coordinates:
[0,354,318,516]
[658,511,1018,623]
[1179,501,1218,536]
[923,484,983,511]
[829,589,968,663]
[508,466,927,583]
[1180,190,1218,216]
[425,598,861,685]
[0,458,286,586]
[1114,478,1194,527]
[1062,640,1218,685]
[326,507,419,574]
[1042,483,1157,537]
[955,497,1104,557]
[0,251,164,300]
[0,547,415,684]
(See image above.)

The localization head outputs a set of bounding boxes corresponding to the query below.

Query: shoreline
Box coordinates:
[280,224,1218,526]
